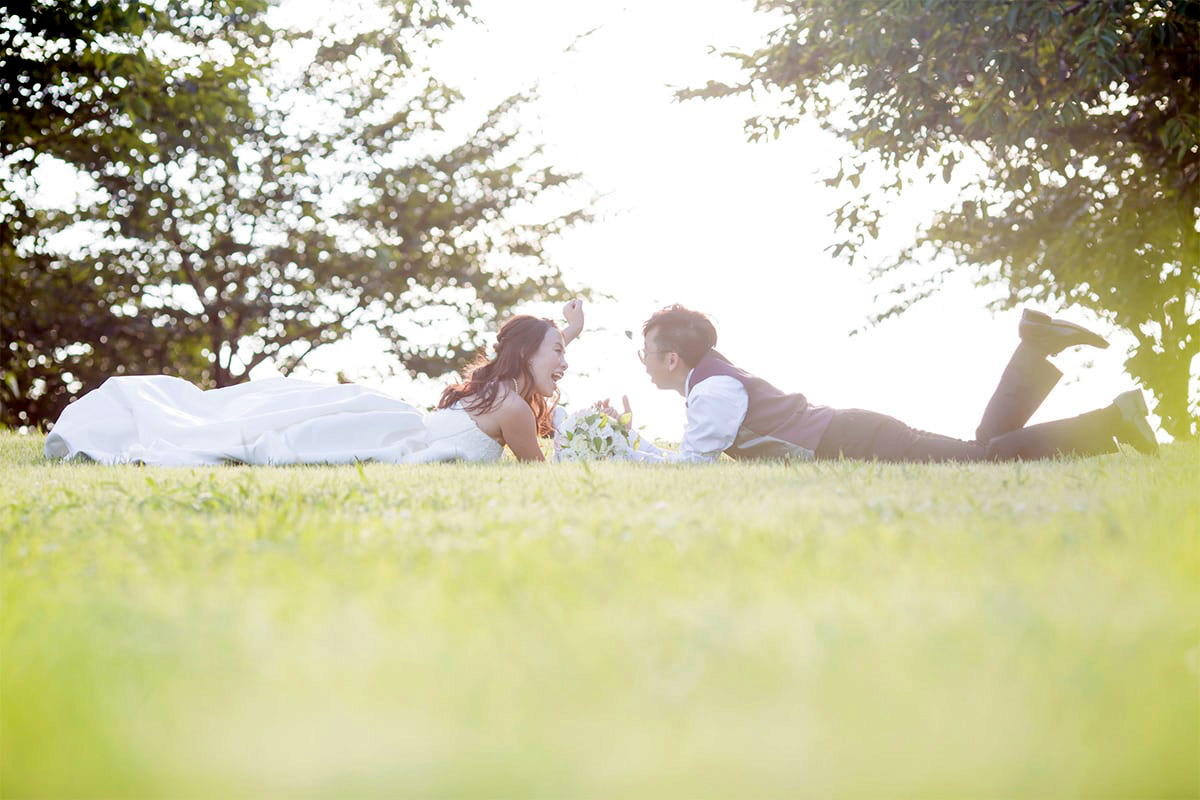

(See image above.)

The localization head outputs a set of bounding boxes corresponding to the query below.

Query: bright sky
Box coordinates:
[286,0,1147,443]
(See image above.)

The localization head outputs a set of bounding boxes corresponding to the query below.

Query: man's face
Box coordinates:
[641,328,684,393]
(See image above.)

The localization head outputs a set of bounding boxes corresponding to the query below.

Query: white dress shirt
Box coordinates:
[634,371,748,463]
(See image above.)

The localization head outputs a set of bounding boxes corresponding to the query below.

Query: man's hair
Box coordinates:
[642,305,717,366]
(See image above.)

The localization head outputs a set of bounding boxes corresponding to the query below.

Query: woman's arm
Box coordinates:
[497,396,546,462]
[561,299,584,346]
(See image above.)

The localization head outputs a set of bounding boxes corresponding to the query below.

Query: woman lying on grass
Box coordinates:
[43,301,582,466]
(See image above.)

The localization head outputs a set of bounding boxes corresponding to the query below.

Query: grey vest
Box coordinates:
[687,350,834,461]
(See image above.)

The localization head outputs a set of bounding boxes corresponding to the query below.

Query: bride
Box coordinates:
[43,301,583,466]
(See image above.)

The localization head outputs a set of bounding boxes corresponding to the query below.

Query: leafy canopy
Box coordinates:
[683,0,1199,438]
[2,0,588,428]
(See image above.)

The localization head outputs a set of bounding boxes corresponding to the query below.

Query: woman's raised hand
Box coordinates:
[562,298,584,345]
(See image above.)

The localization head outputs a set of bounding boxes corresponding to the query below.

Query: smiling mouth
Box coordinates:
[550,371,564,383]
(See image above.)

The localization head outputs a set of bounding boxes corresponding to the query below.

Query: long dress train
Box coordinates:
[43,376,504,465]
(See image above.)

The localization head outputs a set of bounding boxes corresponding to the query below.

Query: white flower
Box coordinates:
[553,409,641,462]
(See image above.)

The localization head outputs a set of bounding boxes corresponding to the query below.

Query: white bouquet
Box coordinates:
[553,408,641,462]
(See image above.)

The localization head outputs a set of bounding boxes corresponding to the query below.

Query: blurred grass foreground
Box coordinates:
[2,432,1197,797]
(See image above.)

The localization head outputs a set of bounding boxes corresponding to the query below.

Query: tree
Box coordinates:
[684,0,1199,439]
[2,0,588,429]
[2,0,272,427]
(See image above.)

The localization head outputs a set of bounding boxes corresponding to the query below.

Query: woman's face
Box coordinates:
[526,327,568,397]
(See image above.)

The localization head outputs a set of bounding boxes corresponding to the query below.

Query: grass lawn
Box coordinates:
[2,431,1197,797]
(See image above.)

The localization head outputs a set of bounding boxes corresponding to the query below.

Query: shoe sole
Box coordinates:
[1018,319,1110,350]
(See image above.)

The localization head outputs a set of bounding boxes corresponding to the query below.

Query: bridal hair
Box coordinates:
[642,305,718,366]
[437,315,558,436]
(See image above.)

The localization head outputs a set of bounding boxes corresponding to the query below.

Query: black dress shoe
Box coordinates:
[1113,390,1159,455]
[1019,308,1109,355]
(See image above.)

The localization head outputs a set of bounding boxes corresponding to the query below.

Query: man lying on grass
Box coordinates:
[620,305,1158,463]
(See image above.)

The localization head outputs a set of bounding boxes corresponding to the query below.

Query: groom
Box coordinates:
[629,305,1158,463]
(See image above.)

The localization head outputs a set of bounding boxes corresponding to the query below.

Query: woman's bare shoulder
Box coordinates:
[467,385,531,428]
[495,388,534,419]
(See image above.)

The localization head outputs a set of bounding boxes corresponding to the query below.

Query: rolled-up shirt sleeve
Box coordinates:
[680,376,747,461]
[634,376,747,463]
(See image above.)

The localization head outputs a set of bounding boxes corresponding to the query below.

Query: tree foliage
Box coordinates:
[684,0,1199,438]
[2,0,587,428]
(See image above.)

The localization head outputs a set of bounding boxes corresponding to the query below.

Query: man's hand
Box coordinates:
[594,395,633,428]
[562,299,584,345]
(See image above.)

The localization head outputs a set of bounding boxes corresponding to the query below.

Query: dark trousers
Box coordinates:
[814,342,1122,462]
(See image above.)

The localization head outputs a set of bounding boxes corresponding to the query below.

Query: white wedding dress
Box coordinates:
[43,375,504,466]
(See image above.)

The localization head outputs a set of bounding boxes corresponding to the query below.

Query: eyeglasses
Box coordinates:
[638,349,673,363]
